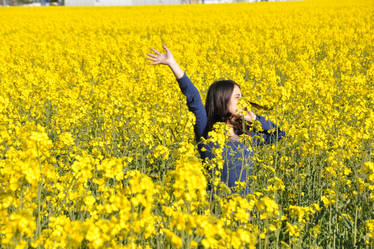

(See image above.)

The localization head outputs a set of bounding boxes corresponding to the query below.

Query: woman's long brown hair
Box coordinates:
[205,79,270,137]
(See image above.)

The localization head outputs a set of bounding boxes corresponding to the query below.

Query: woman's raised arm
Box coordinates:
[146,45,207,142]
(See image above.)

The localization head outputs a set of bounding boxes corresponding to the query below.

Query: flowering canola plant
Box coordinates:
[0,0,373,248]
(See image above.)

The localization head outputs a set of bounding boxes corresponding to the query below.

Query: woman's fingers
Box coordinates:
[162,44,170,53]
[146,58,161,65]
[147,46,170,65]
[146,57,157,62]
[151,48,162,55]
[146,53,157,58]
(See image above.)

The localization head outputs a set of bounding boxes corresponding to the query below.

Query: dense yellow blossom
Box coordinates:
[0,0,373,248]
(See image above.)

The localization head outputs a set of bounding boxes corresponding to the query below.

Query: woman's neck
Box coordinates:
[227,124,240,142]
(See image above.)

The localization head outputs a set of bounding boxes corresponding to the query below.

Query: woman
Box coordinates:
[146,45,285,195]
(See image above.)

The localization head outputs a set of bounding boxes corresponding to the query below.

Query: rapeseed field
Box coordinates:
[0,0,373,248]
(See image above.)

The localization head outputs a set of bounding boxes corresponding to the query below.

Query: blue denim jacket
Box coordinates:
[177,73,285,195]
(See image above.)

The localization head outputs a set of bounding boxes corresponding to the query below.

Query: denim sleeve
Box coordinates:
[176,73,207,142]
[251,115,285,146]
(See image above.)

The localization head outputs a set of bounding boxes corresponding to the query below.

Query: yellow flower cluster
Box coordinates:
[0,0,373,248]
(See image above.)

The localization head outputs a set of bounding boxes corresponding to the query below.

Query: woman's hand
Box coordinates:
[243,110,257,123]
[146,45,175,66]
[146,45,184,79]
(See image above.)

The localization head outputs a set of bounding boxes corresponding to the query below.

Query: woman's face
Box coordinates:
[227,85,242,115]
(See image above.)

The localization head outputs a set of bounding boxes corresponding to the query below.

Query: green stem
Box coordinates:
[35,143,43,248]
[353,206,357,247]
